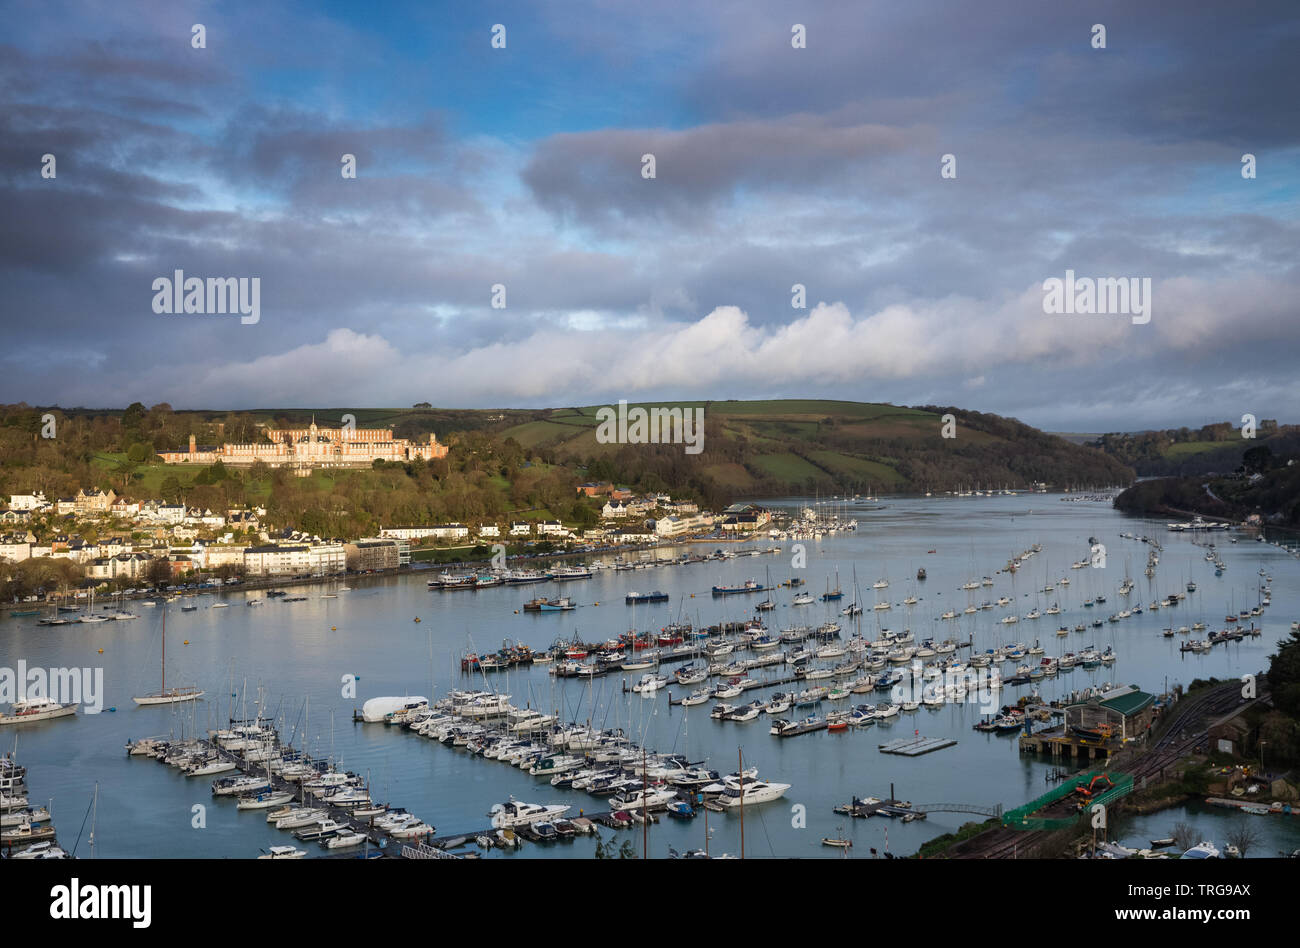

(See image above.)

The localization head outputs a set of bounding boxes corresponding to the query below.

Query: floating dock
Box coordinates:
[878,736,957,756]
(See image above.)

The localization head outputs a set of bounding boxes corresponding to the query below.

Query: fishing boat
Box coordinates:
[822,836,852,849]
[132,610,204,705]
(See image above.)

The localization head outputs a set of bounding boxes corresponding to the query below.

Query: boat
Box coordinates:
[236,789,295,810]
[626,591,669,604]
[0,698,77,726]
[822,837,852,849]
[632,673,669,693]
[1180,841,1221,859]
[132,609,203,705]
[712,580,766,596]
[716,780,791,807]
[537,597,576,612]
[490,798,571,827]
[258,845,308,859]
[326,832,368,849]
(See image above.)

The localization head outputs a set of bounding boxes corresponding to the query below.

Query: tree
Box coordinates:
[1224,818,1262,857]
[1267,627,1300,719]
[1171,821,1199,851]
[1242,445,1273,475]
[160,475,183,502]
[146,557,173,588]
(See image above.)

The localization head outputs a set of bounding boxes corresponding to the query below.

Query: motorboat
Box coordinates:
[258,845,308,859]
[490,798,572,827]
[0,698,77,726]
[716,780,791,807]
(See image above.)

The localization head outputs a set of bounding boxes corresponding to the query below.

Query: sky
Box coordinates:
[1,0,1298,432]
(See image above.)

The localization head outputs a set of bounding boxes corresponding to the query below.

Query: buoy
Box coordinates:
[331,626,337,631]
[514,610,519,614]
[414,617,421,623]
[107,707,116,712]
[98,648,103,654]
[184,640,189,645]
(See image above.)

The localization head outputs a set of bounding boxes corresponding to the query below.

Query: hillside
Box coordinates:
[1092,422,1299,477]
[1114,460,1300,527]
[1,400,1135,524]
[491,400,1133,498]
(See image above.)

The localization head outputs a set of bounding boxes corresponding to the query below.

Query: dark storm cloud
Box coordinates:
[0,0,1296,431]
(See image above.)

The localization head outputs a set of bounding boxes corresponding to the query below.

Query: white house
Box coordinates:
[537,520,567,536]
[509,521,532,536]
[0,536,32,563]
[477,524,501,539]
[8,492,48,511]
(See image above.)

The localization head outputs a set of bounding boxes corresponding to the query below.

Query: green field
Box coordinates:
[1163,440,1223,459]
[806,451,905,486]
[751,452,826,482]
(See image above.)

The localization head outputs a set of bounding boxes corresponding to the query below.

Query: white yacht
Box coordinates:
[716,780,791,807]
[632,673,669,693]
[490,798,572,828]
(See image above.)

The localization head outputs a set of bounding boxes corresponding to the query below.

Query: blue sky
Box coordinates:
[1,0,1298,431]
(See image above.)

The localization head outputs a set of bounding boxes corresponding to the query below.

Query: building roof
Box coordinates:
[1096,689,1155,717]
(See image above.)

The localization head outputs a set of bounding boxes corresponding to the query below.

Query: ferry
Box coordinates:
[503,569,549,585]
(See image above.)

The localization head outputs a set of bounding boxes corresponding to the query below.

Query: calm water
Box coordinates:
[4,493,1299,858]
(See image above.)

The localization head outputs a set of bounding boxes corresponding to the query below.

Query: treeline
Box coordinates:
[1093,421,1294,476]
[1113,460,1300,526]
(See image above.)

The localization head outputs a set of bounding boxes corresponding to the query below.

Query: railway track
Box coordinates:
[950,680,1260,858]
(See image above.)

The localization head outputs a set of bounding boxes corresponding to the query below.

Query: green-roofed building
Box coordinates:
[1065,685,1157,743]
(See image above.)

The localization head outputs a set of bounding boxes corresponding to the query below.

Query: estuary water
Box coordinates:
[4,492,1298,858]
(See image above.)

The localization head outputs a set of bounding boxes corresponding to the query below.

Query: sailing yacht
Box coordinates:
[133,609,204,705]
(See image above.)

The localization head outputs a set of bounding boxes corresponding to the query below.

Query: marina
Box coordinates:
[3,492,1299,858]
